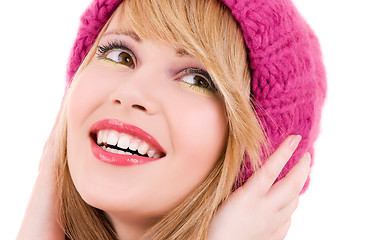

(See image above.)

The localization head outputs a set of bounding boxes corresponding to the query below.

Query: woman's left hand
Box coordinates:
[207,135,311,240]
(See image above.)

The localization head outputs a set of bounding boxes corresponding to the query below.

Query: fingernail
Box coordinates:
[304,152,311,164]
[289,135,302,149]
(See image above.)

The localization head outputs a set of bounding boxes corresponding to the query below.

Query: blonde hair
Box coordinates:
[56,0,268,239]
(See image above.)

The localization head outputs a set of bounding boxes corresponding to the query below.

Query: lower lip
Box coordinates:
[91,141,161,166]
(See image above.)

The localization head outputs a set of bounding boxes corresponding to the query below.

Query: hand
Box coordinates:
[17,105,65,240]
[207,135,311,240]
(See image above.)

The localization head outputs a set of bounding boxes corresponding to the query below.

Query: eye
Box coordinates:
[97,41,136,68]
[181,75,210,89]
[179,68,216,93]
[105,50,135,68]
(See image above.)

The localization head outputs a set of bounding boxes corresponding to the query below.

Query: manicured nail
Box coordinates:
[289,135,302,149]
[304,152,311,164]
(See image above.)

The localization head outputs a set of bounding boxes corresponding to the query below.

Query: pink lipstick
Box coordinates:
[90,119,166,166]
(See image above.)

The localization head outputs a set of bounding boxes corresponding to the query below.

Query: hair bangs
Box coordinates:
[118,1,194,52]
[117,0,249,94]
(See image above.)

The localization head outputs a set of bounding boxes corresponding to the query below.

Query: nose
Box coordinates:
[110,70,160,115]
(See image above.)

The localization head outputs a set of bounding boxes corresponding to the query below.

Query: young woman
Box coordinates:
[18,0,326,239]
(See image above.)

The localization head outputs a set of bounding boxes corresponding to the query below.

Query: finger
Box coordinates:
[272,218,292,240]
[267,197,298,237]
[278,196,299,219]
[268,152,311,207]
[249,135,302,194]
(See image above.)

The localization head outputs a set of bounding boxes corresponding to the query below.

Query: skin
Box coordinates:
[17,122,310,240]
[66,12,229,238]
[207,135,311,240]
[17,7,311,240]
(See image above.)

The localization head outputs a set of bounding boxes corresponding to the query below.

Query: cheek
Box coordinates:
[166,95,228,183]
[181,105,227,155]
[67,63,112,126]
[67,64,105,164]
[66,63,119,194]
[66,62,121,161]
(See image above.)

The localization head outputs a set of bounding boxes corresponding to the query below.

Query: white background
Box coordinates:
[1,0,377,239]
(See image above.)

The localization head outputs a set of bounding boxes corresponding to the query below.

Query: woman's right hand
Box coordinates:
[17,108,65,240]
[208,135,311,240]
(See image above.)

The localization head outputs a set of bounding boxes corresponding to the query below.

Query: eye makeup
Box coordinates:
[97,40,131,56]
[177,68,217,94]
[96,40,136,67]
[95,39,218,94]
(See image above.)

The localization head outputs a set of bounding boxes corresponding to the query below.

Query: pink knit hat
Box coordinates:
[66,0,327,192]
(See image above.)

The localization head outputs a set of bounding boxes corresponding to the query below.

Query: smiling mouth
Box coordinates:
[91,129,165,159]
[89,119,166,166]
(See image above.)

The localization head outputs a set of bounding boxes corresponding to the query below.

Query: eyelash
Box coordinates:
[97,40,129,56]
[96,40,135,65]
[96,40,217,93]
[178,68,217,93]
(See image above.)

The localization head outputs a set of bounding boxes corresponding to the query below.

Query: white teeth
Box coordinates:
[107,131,118,146]
[106,147,115,153]
[147,149,156,158]
[102,131,109,145]
[96,129,163,158]
[129,140,139,151]
[138,142,149,155]
[112,148,120,154]
[97,130,104,145]
[117,149,127,155]
[117,133,131,150]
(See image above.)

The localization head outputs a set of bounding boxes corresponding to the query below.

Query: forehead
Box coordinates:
[104,7,190,57]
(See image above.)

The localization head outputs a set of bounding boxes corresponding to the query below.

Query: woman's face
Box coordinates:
[66,8,228,223]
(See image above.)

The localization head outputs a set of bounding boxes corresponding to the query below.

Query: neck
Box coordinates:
[106,212,161,240]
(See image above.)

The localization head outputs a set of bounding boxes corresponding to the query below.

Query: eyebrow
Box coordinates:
[176,48,190,56]
[103,30,141,42]
[103,29,190,56]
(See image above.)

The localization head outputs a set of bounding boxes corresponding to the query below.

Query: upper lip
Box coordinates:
[89,118,166,156]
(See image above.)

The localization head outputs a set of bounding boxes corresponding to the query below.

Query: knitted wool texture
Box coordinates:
[66,0,327,192]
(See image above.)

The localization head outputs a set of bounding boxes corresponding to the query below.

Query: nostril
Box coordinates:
[132,104,147,111]
[113,99,147,111]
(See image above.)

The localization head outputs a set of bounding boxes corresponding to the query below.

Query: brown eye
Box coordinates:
[193,75,209,88]
[179,68,216,93]
[105,50,135,68]
[118,52,135,68]
[181,74,212,91]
